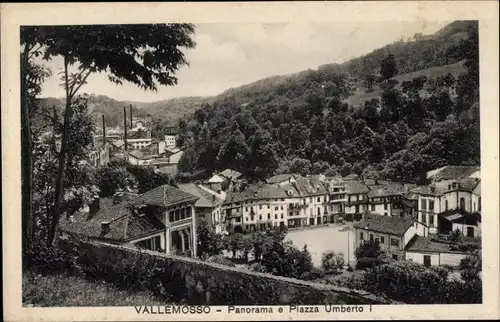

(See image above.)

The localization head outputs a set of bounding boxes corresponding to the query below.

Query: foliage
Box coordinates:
[354,240,382,259]
[196,218,225,260]
[205,255,236,268]
[321,251,345,275]
[355,257,382,270]
[380,54,399,80]
[459,250,481,282]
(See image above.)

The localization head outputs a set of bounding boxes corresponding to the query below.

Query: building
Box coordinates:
[87,143,110,168]
[426,165,480,183]
[412,176,481,235]
[366,182,416,218]
[207,174,225,192]
[222,175,342,233]
[353,216,429,261]
[127,150,154,166]
[405,235,480,267]
[344,181,370,220]
[267,173,297,186]
[60,184,200,256]
[178,183,225,234]
[164,147,183,165]
[127,128,152,150]
[437,209,481,237]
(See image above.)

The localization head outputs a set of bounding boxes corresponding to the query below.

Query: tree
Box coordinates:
[196,218,224,260]
[363,73,376,92]
[21,24,196,246]
[321,250,345,275]
[380,54,399,80]
[459,250,481,282]
[355,240,382,259]
[96,164,131,197]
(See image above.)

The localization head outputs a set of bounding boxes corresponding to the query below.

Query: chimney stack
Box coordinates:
[123,106,128,151]
[102,114,106,144]
[129,104,133,129]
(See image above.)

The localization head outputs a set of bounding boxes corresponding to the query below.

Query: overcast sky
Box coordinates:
[39,21,450,102]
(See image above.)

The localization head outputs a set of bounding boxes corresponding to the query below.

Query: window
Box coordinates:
[390,238,400,247]
[275,206,278,211]
[421,199,427,210]
[445,200,449,211]
[392,254,398,261]
[245,207,248,212]
[348,196,351,203]
[384,212,388,216]
[384,203,388,210]
[380,236,385,244]
[246,217,249,221]
[371,204,375,211]
[317,197,321,202]
[460,198,466,210]
[281,214,284,219]
[268,213,271,219]
[429,200,434,211]
[259,205,262,210]
[259,215,262,220]
[280,206,283,210]
[360,232,364,240]
[235,217,241,222]
[275,214,278,219]
[370,234,374,241]
[429,215,434,226]
[267,204,270,209]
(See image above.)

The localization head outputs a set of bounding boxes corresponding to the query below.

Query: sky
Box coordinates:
[38,21,451,102]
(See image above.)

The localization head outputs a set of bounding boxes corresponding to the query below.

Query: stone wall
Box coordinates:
[59,239,389,305]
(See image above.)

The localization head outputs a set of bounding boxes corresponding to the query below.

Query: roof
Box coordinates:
[367,182,411,198]
[294,176,328,196]
[112,140,125,148]
[438,209,481,224]
[345,181,370,194]
[60,197,166,242]
[128,150,153,160]
[225,183,292,203]
[267,173,296,184]
[156,164,178,175]
[404,236,453,253]
[353,216,416,235]
[208,174,225,183]
[177,183,223,208]
[165,147,182,155]
[127,129,151,140]
[133,185,199,207]
[428,165,480,181]
[219,169,242,180]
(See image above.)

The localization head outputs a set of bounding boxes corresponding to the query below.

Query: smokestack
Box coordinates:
[123,106,128,151]
[129,104,133,129]
[102,114,106,144]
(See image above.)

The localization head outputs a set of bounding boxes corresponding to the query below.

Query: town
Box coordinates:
[62,114,482,272]
[19,20,483,307]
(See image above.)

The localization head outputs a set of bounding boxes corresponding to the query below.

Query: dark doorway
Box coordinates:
[467,226,474,237]
[423,255,431,267]
[316,217,321,225]
[309,218,315,226]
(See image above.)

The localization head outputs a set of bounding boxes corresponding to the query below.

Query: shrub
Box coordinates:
[300,267,325,281]
[247,262,268,273]
[321,251,345,275]
[354,240,382,259]
[355,257,382,270]
[23,242,80,276]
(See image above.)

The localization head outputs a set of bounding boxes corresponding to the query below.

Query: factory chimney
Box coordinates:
[123,106,128,151]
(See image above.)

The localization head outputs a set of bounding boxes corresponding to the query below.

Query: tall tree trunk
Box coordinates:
[21,49,34,250]
[47,55,72,247]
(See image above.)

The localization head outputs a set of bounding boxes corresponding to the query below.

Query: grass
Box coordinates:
[23,269,167,307]
[346,61,467,108]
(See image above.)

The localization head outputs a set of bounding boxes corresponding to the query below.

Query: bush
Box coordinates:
[354,240,382,259]
[23,242,80,276]
[300,267,325,281]
[355,257,382,270]
[247,262,268,273]
[321,251,345,275]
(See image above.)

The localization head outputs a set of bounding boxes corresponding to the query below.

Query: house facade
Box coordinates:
[344,181,370,219]
[366,183,416,218]
[353,216,428,261]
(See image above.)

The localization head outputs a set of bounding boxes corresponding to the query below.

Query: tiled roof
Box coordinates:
[363,179,389,186]
[267,173,296,184]
[60,197,165,242]
[430,165,480,181]
[208,174,225,183]
[220,169,242,180]
[112,140,125,148]
[128,150,151,160]
[224,183,291,203]
[177,183,223,208]
[456,178,480,192]
[345,181,370,194]
[156,165,178,175]
[133,185,199,207]
[353,216,416,235]
[367,182,411,198]
[405,236,452,253]
[294,176,328,196]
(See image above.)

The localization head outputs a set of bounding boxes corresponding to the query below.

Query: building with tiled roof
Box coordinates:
[364,182,416,218]
[60,184,200,257]
[426,165,480,182]
[178,183,226,234]
[412,171,481,235]
[405,235,480,267]
[353,216,429,261]
[267,173,297,185]
[344,181,370,218]
[219,169,242,181]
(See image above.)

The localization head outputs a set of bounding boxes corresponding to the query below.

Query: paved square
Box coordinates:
[286,224,356,267]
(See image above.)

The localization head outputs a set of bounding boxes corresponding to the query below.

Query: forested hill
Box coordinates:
[174,21,479,184]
